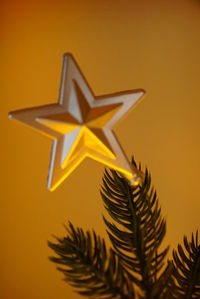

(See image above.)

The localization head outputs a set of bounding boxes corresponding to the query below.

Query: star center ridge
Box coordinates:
[36,80,122,170]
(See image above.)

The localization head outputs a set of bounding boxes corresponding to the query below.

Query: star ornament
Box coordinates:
[9,53,145,191]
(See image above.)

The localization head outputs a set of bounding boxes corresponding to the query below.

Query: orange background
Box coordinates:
[1,1,200,298]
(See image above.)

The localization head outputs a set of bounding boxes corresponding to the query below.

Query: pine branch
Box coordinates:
[48,222,134,299]
[168,230,200,299]
[47,159,199,299]
[101,162,172,299]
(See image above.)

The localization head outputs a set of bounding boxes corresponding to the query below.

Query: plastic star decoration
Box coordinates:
[9,53,145,191]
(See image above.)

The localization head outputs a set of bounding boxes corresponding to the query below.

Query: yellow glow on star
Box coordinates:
[49,151,134,192]
[36,118,78,134]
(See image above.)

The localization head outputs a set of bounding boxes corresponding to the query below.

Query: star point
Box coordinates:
[9,54,145,191]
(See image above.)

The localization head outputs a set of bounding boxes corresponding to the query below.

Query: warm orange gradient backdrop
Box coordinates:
[1,1,200,298]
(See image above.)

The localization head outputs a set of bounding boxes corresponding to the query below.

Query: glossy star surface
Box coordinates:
[9,53,145,191]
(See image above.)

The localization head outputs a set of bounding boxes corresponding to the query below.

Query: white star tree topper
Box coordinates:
[9,53,145,191]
